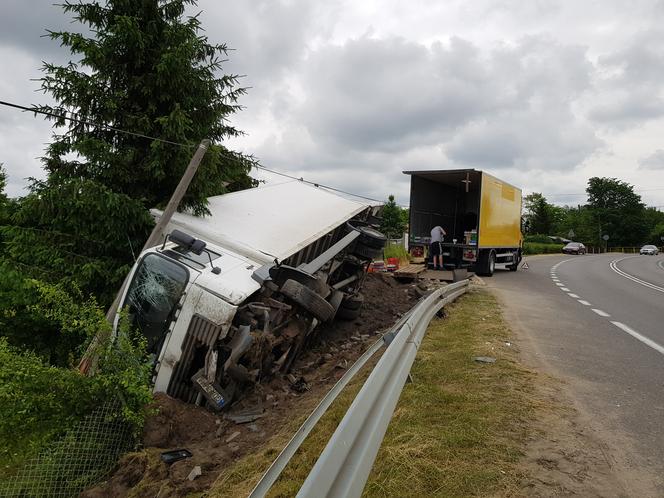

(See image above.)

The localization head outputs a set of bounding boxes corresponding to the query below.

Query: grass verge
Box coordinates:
[209,288,536,497]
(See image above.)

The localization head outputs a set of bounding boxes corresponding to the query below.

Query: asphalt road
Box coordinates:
[486,253,664,493]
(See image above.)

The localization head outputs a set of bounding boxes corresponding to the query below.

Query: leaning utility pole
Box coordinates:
[79,139,210,373]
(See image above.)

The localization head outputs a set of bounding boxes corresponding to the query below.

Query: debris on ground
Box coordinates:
[186,465,202,481]
[473,356,497,364]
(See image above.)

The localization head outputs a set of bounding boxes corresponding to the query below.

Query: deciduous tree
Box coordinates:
[586,177,647,246]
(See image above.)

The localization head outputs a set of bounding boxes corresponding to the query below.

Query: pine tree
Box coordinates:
[2,0,256,302]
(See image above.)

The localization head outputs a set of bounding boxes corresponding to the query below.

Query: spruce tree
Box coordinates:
[2,0,256,302]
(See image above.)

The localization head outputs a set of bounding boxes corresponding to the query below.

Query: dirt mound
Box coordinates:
[83,273,423,497]
[142,394,218,448]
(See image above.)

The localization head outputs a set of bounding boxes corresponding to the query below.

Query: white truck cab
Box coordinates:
[113,180,386,409]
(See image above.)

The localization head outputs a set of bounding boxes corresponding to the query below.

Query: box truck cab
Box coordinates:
[405,169,522,276]
[113,180,386,408]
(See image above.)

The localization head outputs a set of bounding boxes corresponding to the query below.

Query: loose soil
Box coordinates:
[81,273,425,498]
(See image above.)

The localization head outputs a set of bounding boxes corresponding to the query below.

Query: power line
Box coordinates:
[0,100,195,148]
[252,164,398,206]
[1,98,396,207]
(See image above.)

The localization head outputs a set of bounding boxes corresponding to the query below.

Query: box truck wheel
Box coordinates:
[280,279,335,322]
[270,265,331,298]
[352,242,383,260]
[508,250,520,271]
[477,250,495,277]
[347,222,387,249]
[337,306,361,320]
[341,293,364,310]
[337,293,364,320]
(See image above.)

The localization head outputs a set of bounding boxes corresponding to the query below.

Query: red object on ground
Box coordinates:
[386,257,400,271]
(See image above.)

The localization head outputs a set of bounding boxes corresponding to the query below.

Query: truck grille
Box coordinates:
[166,315,224,402]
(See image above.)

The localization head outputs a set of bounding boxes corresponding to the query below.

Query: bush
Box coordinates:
[0,284,152,474]
[524,234,554,244]
[0,339,105,473]
[523,242,563,255]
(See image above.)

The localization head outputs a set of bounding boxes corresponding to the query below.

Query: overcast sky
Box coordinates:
[2,0,664,209]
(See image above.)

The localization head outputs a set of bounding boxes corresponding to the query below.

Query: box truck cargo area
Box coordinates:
[405,169,522,276]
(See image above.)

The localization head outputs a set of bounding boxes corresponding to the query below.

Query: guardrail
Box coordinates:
[249,279,470,498]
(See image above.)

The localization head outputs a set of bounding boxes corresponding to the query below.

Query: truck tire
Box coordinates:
[477,250,495,277]
[280,279,335,322]
[328,290,344,318]
[337,306,361,320]
[347,222,387,249]
[270,265,331,298]
[341,293,364,310]
[508,250,520,271]
[352,243,383,261]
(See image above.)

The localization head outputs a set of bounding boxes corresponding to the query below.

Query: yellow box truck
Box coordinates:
[404,169,522,276]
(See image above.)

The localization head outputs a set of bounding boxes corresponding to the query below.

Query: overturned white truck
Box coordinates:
[112,180,386,409]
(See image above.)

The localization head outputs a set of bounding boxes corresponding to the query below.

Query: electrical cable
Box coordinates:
[0,100,194,148]
[0,98,400,206]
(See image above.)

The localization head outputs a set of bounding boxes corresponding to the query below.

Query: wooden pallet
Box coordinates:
[393,263,426,280]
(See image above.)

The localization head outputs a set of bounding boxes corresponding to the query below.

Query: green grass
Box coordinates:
[363,289,535,497]
[209,289,537,497]
[382,244,410,264]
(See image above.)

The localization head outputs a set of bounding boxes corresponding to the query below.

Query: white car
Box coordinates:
[640,245,659,255]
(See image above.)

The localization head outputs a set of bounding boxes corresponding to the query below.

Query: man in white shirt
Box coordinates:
[430,225,447,270]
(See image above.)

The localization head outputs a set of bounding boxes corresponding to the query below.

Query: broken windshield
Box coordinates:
[123,253,189,355]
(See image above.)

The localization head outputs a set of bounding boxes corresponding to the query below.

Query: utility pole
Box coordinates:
[79,139,211,374]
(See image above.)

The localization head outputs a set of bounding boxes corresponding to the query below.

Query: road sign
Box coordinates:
[602,234,609,241]
[568,229,575,239]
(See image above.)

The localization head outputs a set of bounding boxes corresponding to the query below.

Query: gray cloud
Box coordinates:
[589,27,664,127]
[2,0,664,209]
[639,149,664,170]
[0,0,85,61]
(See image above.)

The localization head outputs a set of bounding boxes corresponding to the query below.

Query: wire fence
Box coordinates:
[0,398,135,498]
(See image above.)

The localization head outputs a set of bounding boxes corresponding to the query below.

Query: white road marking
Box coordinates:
[592,309,610,317]
[610,257,664,294]
[611,321,664,356]
[555,283,564,286]
[561,287,570,291]
[568,293,580,298]
[578,300,591,306]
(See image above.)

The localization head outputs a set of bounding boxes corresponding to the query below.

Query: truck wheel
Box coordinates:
[508,251,520,271]
[347,222,387,249]
[328,290,344,318]
[270,265,331,298]
[341,293,364,310]
[477,250,495,277]
[280,279,335,322]
[337,306,360,320]
[352,243,383,260]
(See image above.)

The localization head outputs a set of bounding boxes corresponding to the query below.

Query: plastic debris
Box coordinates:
[473,356,496,364]
[187,465,202,481]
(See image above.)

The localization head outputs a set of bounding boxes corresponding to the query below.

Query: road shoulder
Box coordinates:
[490,280,658,497]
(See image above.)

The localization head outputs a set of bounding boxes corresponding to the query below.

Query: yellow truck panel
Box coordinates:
[479,172,522,248]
